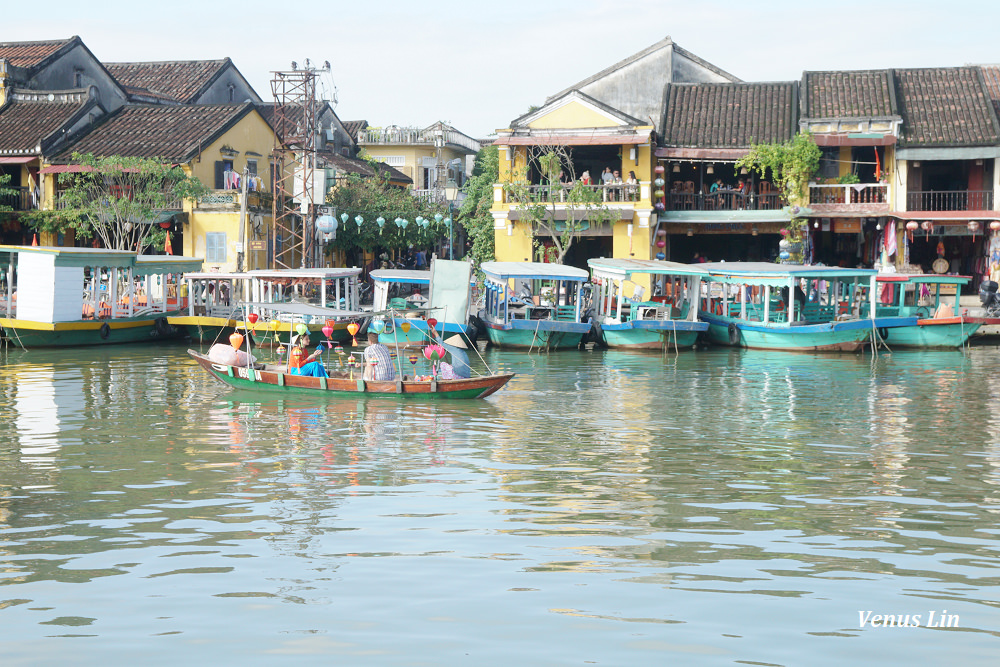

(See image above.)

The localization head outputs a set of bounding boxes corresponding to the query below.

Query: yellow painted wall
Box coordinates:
[528,101,621,130]
[187,110,275,186]
[363,144,467,190]
[493,219,533,263]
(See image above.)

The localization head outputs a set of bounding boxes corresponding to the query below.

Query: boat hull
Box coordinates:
[1,315,178,347]
[881,317,982,348]
[189,350,513,399]
[482,318,590,350]
[599,320,707,350]
[701,313,877,352]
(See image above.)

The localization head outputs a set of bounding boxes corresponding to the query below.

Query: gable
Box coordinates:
[528,99,623,130]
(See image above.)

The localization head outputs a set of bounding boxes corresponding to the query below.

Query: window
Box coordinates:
[206,232,227,262]
[375,155,405,167]
[74,69,83,87]
[246,159,257,176]
[228,84,235,102]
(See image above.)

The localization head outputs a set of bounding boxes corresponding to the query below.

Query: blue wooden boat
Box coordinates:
[478,261,592,350]
[865,273,981,348]
[587,258,708,350]
[695,262,911,352]
[370,259,475,348]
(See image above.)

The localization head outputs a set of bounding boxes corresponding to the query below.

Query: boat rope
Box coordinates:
[526,316,543,355]
[390,307,405,379]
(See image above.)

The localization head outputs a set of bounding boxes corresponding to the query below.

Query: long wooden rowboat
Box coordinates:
[188,350,514,399]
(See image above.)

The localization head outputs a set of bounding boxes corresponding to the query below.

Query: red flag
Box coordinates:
[31,233,38,246]
[164,234,173,255]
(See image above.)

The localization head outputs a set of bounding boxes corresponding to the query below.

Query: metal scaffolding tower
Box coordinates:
[270,62,328,269]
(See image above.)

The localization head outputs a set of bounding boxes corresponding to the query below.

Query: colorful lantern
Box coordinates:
[340,212,349,223]
[654,165,665,174]
[970,221,981,241]
[295,323,309,336]
[247,313,259,324]
[316,216,337,235]
[656,240,666,248]
[655,252,666,260]
[654,177,665,187]
[376,217,385,234]
[654,189,665,199]
[408,354,418,369]
[426,318,438,331]
[434,213,444,223]
[779,251,790,260]
[322,325,334,339]
[400,218,409,229]
[369,320,386,334]
[400,320,411,333]
[921,220,933,240]
[355,215,363,228]
[905,220,919,241]
[779,228,790,237]
[229,332,244,350]
[991,221,1000,232]
[347,321,360,346]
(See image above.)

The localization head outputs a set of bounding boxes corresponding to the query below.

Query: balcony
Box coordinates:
[906,189,993,211]
[668,190,783,212]
[357,126,482,154]
[195,189,273,212]
[808,183,889,213]
[507,183,644,205]
[54,189,186,211]
[0,186,35,211]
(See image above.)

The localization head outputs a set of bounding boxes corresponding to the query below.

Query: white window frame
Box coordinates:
[206,232,227,262]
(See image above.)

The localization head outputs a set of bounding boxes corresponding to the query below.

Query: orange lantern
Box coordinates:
[400,320,411,333]
[347,321,360,346]
[229,332,245,350]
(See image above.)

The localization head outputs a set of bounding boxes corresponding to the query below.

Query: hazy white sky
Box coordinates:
[7,1,1000,138]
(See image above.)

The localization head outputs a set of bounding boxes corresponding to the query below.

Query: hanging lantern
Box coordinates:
[906,220,919,242]
[426,318,438,331]
[347,321,360,346]
[434,213,444,223]
[654,189,665,199]
[400,218,409,229]
[779,251,791,260]
[369,319,385,334]
[229,332,245,350]
[322,325,334,339]
[400,320,411,333]
[295,323,309,336]
[408,354,419,369]
[267,319,280,331]
[656,239,666,248]
[420,218,430,229]
[416,216,424,226]
[654,202,665,212]
[969,220,981,241]
[655,252,666,260]
[921,220,933,241]
[247,313,259,325]
[444,217,452,229]
[355,215,363,228]
[990,221,1000,233]
[656,228,666,237]
[654,177,665,187]
[316,215,337,235]
[340,212,349,223]
[654,165,665,174]
[377,216,385,234]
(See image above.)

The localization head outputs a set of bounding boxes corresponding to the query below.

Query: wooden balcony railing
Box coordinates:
[906,190,994,211]
[668,190,783,211]
[809,183,888,206]
[507,183,642,204]
[0,186,35,211]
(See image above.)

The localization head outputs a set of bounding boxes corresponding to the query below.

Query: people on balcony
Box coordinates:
[581,171,592,186]
[625,171,638,201]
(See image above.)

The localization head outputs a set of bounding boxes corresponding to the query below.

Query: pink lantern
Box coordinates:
[969,220,981,240]
[322,325,334,339]
[921,220,933,241]
[656,239,666,248]
[905,220,918,242]
[779,228,790,237]
[990,221,1000,232]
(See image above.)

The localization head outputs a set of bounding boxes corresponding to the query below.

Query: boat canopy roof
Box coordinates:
[183,272,248,281]
[370,269,430,284]
[245,267,361,280]
[697,262,878,286]
[480,261,589,282]
[588,257,705,279]
[876,273,971,285]
[0,245,201,273]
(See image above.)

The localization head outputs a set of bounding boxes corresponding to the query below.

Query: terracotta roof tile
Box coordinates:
[0,98,84,153]
[104,60,230,104]
[803,70,896,118]
[895,67,1000,147]
[52,103,252,162]
[318,150,411,184]
[341,120,367,142]
[0,38,73,68]
[977,65,1000,117]
[661,82,797,148]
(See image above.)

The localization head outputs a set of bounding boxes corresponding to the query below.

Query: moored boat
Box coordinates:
[478,261,592,350]
[696,262,910,352]
[867,273,982,348]
[587,257,708,350]
[0,245,201,347]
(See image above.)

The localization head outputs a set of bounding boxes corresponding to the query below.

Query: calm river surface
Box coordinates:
[1,341,999,665]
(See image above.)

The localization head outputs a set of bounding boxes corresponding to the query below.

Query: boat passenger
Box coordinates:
[363,332,396,381]
[431,331,471,379]
[288,333,328,377]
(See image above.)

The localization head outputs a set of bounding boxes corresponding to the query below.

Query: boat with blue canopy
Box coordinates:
[587,257,708,350]
[695,262,911,352]
[864,273,982,348]
[478,261,592,350]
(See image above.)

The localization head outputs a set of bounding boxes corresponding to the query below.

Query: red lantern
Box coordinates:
[779,228,790,237]
[656,239,666,248]
[427,317,438,331]
[921,220,933,241]
[905,220,918,242]
[247,313,259,324]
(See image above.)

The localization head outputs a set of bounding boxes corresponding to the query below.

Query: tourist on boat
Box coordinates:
[288,333,328,378]
[432,332,471,379]
[363,332,396,381]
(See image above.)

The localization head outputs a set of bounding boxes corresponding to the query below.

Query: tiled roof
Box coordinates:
[803,70,896,118]
[104,60,230,104]
[0,98,84,153]
[51,103,253,162]
[319,150,412,184]
[0,37,73,68]
[341,120,367,142]
[894,67,1000,147]
[661,82,797,148]
[977,65,1000,117]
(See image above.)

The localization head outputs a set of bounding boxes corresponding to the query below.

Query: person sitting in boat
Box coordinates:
[288,333,328,377]
[363,332,396,381]
[430,331,471,379]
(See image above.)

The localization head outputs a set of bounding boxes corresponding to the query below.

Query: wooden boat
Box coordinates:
[866,273,982,348]
[0,245,202,347]
[478,261,592,350]
[695,262,911,352]
[188,349,514,399]
[171,267,366,346]
[371,259,476,348]
[587,257,708,350]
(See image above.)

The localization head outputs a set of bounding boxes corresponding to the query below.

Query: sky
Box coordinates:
[6,1,1000,139]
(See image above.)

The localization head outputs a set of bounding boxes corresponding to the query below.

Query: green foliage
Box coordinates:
[0,172,14,213]
[325,164,448,254]
[19,209,91,239]
[837,172,860,184]
[458,145,499,268]
[57,152,207,250]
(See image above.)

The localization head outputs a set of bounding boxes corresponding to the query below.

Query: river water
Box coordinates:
[1,341,999,665]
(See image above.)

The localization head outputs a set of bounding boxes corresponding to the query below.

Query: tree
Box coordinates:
[325,164,448,259]
[503,146,615,264]
[736,133,820,262]
[457,145,499,268]
[56,152,207,250]
[0,172,14,213]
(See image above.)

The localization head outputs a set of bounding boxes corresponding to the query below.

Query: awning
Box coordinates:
[812,133,896,147]
[0,156,37,164]
[892,211,1000,221]
[39,164,98,174]
[655,148,749,160]
[496,131,650,147]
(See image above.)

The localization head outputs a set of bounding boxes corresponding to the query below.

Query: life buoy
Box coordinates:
[877,327,889,340]
[154,317,171,337]
[728,322,741,346]
[99,322,111,340]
